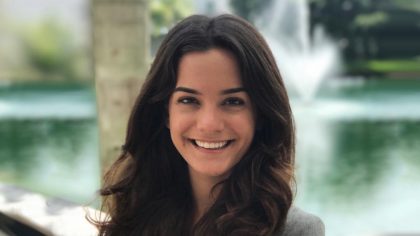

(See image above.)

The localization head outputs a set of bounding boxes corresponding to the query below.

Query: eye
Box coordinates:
[177,96,199,105]
[222,97,245,106]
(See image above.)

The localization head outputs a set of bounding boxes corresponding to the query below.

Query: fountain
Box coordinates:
[255,0,341,102]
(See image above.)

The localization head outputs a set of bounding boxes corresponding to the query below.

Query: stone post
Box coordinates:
[92,0,149,172]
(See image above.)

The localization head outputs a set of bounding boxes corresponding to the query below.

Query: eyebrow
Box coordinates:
[173,86,246,95]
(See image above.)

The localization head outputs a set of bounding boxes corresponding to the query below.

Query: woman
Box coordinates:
[94,14,324,236]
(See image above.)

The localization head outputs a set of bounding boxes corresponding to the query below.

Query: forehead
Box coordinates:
[176,48,242,88]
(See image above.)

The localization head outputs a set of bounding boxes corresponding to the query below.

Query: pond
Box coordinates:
[0,79,419,235]
[293,78,420,235]
[0,83,99,204]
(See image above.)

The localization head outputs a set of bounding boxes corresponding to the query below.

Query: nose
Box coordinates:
[196,105,224,133]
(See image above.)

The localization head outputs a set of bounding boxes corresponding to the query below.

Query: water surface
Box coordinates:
[1,80,419,235]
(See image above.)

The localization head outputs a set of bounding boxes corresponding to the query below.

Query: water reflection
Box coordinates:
[301,120,420,203]
[327,121,394,203]
[0,119,99,203]
[295,118,420,235]
[1,81,420,235]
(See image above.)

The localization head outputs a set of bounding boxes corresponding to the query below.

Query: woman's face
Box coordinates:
[168,48,255,181]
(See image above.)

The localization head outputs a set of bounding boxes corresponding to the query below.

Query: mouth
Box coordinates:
[189,139,233,150]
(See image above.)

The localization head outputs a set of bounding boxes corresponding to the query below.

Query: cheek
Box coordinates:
[230,113,256,138]
[168,109,193,134]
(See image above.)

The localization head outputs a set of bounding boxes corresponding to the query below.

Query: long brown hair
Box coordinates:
[93,14,295,236]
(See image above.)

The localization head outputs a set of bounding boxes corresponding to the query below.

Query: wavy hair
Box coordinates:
[93,14,295,236]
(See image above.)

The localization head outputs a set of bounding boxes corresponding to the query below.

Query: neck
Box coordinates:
[189,171,225,223]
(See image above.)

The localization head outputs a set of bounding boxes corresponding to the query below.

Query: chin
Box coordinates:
[191,165,232,180]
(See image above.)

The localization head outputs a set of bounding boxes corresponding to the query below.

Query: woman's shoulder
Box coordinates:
[277,206,325,236]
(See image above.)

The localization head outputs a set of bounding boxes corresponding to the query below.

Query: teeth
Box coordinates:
[195,140,228,149]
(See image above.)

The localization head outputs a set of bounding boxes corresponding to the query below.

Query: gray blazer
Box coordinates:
[277,207,325,236]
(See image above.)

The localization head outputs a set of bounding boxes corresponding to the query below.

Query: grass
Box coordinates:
[347,59,420,75]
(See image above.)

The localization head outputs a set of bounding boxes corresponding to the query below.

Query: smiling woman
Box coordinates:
[168,49,256,220]
[169,49,255,180]
[91,14,324,236]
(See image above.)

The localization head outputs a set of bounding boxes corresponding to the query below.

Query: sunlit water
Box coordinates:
[0,84,100,204]
[1,80,419,235]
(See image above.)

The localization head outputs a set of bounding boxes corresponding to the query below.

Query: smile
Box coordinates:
[190,139,233,150]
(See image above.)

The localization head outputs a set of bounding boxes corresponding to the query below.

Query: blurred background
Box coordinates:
[0,0,419,235]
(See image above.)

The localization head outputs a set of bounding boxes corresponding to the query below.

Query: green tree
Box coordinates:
[149,0,193,54]
[21,18,81,81]
[150,0,193,36]
[310,0,420,61]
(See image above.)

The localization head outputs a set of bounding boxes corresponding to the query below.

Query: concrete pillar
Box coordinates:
[92,0,149,172]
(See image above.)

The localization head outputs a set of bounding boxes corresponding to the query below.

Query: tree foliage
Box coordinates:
[150,0,193,36]
[20,18,88,81]
[309,0,420,60]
